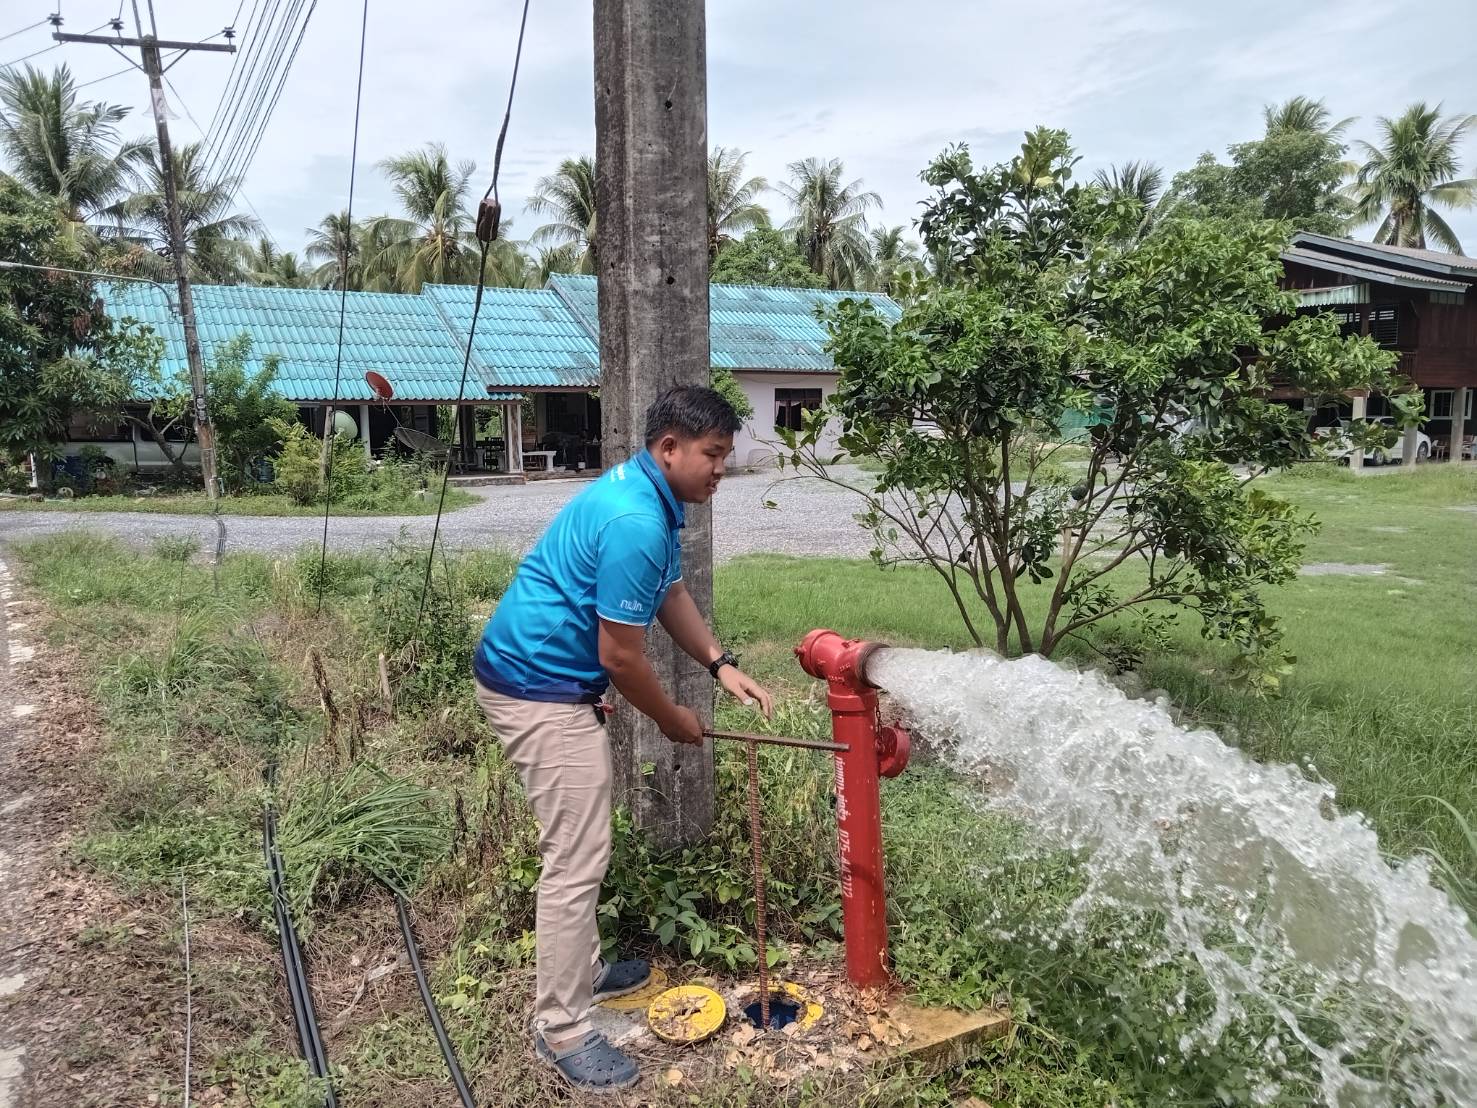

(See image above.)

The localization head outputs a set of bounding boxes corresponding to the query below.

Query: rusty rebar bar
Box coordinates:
[704,728,847,754]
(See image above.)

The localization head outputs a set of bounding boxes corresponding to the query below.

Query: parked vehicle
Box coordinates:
[1314,417,1430,464]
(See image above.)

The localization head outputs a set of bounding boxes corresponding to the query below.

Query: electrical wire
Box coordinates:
[207,0,313,193]
[313,0,367,613]
[200,0,260,143]
[409,0,531,643]
[200,0,289,177]
[76,63,135,88]
[1,20,109,69]
[0,18,48,45]
[202,0,291,173]
[211,0,315,191]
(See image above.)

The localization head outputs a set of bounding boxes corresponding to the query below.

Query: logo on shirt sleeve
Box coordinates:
[618,598,646,614]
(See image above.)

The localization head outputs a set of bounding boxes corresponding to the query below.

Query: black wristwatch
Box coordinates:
[707,651,738,679]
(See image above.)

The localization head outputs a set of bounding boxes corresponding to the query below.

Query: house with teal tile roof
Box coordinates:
[83,277,899,477]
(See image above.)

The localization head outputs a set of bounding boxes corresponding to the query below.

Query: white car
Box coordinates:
[1315,417,1430,465]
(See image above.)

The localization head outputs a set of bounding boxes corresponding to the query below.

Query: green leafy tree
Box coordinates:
[776,157,879,289]
[710,227,824,288]
[1350,103,1477,251]
[204,335,296,488]
[527,155,598,274]
[0,175,118,467]
[710,367,752,421]
[707,147,769,256]
[0,64,149,232]
[782,130,1406,686]
[1162,96,1354,235]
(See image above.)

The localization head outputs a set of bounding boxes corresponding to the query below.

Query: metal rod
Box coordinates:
[704,729,848,754]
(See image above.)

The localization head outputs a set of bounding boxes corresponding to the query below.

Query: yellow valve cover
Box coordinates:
[646,985,727,1043]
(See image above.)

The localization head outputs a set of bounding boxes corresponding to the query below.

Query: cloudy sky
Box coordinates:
[9,0,1477,257]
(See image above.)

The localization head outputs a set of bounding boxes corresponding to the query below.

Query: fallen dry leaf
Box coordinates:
[857,1034,874,1052]
[730,1024,758,1048]
[663,1067,684,1086]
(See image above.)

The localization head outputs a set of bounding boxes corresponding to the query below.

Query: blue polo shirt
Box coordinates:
[473,450,685,702]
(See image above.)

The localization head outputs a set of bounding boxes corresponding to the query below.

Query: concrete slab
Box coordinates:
[588,1004,649,1050]
[888,1002,1010,1069]
[0,1046,23,1108]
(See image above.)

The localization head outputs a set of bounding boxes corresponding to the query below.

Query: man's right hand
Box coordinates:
[661,705,703,745]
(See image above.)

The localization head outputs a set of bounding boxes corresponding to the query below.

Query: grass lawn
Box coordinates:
[719,462,1477,898]
[0,487,479,516]
[9,461,1474,1105]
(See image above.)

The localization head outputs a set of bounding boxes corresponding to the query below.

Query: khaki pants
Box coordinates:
[475,681,612,1042]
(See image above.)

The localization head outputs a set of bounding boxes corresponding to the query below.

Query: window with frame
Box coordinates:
[774,388,822,432]
[1429,390,1454,419]
[66,410,131,443]
[1367,306,1399,346]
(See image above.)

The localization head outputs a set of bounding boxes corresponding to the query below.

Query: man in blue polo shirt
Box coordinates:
[474,386,772,1093]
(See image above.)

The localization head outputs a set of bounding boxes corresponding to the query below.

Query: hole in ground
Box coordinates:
[743,995,800,1030]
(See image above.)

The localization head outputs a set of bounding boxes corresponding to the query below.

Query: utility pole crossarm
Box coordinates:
[53,32,235,52]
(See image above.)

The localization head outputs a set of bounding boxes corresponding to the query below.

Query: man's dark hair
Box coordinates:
[644,385,742,445]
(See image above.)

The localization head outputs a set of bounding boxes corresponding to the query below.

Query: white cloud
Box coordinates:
[14,0,1477,253]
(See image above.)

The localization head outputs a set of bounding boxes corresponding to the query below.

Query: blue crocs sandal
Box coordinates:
[593,956,651,1001]
[534,1030,639,1094]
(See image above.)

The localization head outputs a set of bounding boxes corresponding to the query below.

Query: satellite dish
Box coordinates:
[365,370,394,400]
[331,409,360,440]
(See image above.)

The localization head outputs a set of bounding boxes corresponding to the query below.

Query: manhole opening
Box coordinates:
[743,996,800,1030]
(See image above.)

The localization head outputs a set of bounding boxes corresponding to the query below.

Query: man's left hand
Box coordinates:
[718,666,773,719]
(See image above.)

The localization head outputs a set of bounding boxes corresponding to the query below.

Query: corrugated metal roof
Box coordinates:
[99,276,905,402]
[1280,247,1469,292]
[98,282,494,402]
[1292,231,1477,277]
[420,284,600,390]
[548,274,902,372]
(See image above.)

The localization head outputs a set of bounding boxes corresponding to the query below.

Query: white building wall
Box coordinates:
[732,371,841,468]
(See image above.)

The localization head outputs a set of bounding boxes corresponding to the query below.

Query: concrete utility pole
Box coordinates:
[55,5,234,501]
[594,0,714,848]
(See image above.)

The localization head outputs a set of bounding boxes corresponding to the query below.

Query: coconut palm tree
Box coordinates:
[865,225,920,294]
[1350,103,1477,252]
[106,141,259,283]
[1093,160,1166,240]
[775,157,879,289]
[0,64,149,231]
[305,210,362,289]
[370,142,483,291]
[245,239,307,287]
[707,147,769,256]
[527,155,598,273]
[1263,96,1355,140]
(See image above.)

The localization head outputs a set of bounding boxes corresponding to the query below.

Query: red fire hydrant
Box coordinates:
[795,629,911,989]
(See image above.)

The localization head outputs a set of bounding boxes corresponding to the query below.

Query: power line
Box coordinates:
[207,0,314,191]
[0,18,48,45]
[315,0,369,612]
[212,0,315,193]
[1,20,111,70]
[200,0,260,141]
[76,63,135,88]
[164,70,277,249]
[200,0,293,179]
[411,0,532,640]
